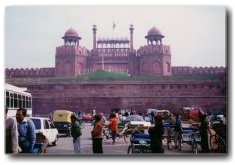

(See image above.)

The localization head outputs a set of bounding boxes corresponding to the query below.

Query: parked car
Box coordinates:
[28,117,59,146]
[123,115,151,127]
[82,113,93,122]
[53,110,73,137]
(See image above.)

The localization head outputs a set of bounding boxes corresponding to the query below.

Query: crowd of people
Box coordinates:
[5,107,226,155]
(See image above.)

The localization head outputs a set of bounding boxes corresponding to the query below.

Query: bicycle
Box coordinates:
[127,132,151,154]
[175,131,182,151]
[191,131,200,154]
[103,123,135,143]
[180,128,200,153]
[166,126,174,150]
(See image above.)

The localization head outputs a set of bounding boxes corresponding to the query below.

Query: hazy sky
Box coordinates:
[5,6,226,68]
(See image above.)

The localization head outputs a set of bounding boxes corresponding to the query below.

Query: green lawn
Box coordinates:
[74,71,221,81]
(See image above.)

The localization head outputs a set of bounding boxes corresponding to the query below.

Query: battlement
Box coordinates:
[56,45,89,56]
[137,45,171,56]
[5,67,55,78]
[172,66,226,75]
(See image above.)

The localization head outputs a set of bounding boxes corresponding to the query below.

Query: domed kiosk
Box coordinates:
[62,28,81,45]
[145,26,164,45]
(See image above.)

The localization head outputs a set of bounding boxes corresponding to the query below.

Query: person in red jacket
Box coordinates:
[91,114,103,153]
[109,113,118,145]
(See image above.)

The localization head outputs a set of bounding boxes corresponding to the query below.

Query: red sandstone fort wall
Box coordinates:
[6,80,226,115]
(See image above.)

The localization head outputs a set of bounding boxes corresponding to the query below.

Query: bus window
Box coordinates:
[26,96,30,108]
[6,91,10,108]
[18,94,22,108]
[10,93,14,108]
[26,96,28,108]
[29,97,32,108]
[23,96,26,108]
[14,93,18,108]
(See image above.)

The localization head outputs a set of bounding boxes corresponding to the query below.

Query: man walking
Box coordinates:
[71,113,82,153]
[174,114,182,149]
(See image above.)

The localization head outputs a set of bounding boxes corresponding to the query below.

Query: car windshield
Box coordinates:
[125,115,144,121]
[30,118,41,129]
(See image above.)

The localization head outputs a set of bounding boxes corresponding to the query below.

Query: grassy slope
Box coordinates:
[55,71,220,82]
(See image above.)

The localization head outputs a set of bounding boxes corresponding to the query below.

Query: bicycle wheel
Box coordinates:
[127,145,135,154]
[210,134,219,151]
[103,129,110,139]
[178,136,182,151]
[192,140,198,154]
[123,133,128,143]
[218,137,226,153]
[167,130,172,150]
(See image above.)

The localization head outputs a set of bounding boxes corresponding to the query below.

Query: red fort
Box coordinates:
[5,25,226,115]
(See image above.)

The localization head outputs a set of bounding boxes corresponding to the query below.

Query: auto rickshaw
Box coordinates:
[53,110,74,137]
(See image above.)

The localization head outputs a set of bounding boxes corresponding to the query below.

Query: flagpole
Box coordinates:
[112,22,116,38]
[112,24,114,38]
[102,54,104,70]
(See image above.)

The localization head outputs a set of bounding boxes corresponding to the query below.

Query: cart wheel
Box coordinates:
[192,141,198,154]
[210,134,219,151]
[123,134,128,143]
[103,129,110,139]
[178,137,181,151]
[127,145,135,154]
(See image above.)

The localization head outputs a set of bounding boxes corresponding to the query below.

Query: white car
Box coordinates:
[124,115,151,127]
[28,117,59,146]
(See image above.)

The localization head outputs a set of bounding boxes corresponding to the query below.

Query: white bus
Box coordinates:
[5,83,32,117]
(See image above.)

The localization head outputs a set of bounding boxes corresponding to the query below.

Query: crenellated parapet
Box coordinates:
[5,67,55,78]
[56,45,89,56]
[137,45,171,56]
[172,66,226,75]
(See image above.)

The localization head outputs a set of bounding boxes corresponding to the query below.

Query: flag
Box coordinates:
[113,22,116,30]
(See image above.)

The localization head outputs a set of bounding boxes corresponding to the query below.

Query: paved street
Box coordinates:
[45,123,207,155]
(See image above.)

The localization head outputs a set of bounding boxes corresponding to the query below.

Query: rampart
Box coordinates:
[6,66,226,78]
[6,78,226,115]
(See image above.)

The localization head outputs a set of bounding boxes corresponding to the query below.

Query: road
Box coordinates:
[45,123,208,155]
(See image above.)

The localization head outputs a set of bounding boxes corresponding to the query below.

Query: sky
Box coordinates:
[5,6,226,69]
